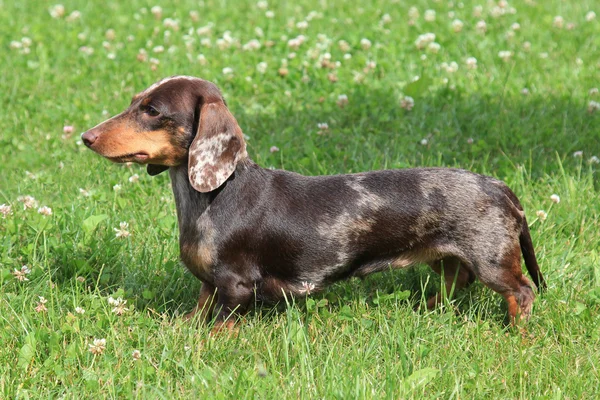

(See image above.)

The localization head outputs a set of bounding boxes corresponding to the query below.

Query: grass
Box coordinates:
[1,0,599,398]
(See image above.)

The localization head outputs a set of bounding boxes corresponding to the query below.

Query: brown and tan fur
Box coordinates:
[82,76,546,331]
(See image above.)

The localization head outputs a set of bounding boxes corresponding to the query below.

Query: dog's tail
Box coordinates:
[501,184,547,291]
[519,215,546,291]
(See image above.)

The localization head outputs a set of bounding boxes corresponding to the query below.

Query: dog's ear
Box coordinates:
[146,164,169,176]
[188,101,247,192]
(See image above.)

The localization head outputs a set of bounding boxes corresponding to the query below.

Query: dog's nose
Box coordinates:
[81,131,97,147]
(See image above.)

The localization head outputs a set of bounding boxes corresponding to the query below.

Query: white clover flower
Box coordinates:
[113,184,122,192]
[89,338,107,355]
[536,210,547,221]
[408,7,419,20]
[475,20,487,34]
[12,265,31,282]
[338,40,350,52]
[553,16,564,29]
[317,122,329,131]
[467,137,474,144]
[150,5,162,18]
[299,281,316,295]
[109,297,129,315]
[521,88,530,96]
[128,174,139,183]
[242,39,261,51]
[265,10,274,18]
[197,54,207,65]
[424,9,436,22]
[381,13,392,24]
[337,94,349,107]
[427,42,441,54]
[132,349,141,361]
[415,33,436,49]
[589,156,600,164]
[114,222,130,238]
[400,96,415,111]
[163,18,180,30]
[25,171,38,180]
[49,4,65,19]
[152,45,164,53]
[466,57,478,69]
[0,204,12,218]
[79,188,91,197]
[585,11,596,22]
[452,19,464,32]
[105,29,116,41]
[257,0,268,10]
[269,146,279,153]
[287,35,306,49]
[498,50,512,62]
[573,151,583,158]
[360,38,372,50]
[442,61,459,73]
[588,101,600,113]
[550,194,560,204]
[35,296,48,313]
[296,20,308,30]
[18,195,38,210]
[75,306,85,314]
[420,138,428,146]
[38,206,52,216]
[196,24,212,36]
[256,61,268,74]
[589,88,599,96]
[490,6,504,18]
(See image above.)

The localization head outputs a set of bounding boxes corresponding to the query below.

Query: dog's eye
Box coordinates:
[143,106,160,117]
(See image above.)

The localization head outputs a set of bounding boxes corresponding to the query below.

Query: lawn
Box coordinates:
[1,0,599,398]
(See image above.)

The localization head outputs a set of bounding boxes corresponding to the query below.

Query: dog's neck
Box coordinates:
[168,158,256,238]
[169,163,212,229]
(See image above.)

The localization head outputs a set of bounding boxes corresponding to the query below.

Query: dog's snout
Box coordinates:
[81,131,97,147]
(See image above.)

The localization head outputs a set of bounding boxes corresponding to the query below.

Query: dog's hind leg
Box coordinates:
[472,244,536,325]
[427,257,476,309]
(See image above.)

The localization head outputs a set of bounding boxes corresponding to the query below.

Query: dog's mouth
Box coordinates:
[106,152,149,163]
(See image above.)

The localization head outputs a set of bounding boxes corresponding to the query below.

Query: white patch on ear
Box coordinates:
[188,132,246,192]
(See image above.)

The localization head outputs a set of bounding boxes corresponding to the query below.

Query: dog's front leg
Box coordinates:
[184,282,217,323]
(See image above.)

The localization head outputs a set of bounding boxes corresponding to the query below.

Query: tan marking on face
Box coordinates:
[141,97,152,106]
[88,118,186,166]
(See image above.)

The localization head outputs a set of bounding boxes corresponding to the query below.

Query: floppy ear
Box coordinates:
[188,102,247,192]
[146,164,169,176]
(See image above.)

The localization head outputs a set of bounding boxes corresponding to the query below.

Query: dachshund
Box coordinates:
[82,76,546,330]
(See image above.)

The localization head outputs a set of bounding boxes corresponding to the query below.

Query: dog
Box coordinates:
[82,76,546,330]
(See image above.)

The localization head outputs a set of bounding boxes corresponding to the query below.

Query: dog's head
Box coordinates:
[82,76,247,192]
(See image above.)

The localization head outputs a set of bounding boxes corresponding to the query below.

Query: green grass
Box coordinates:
[1,0,600,398]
